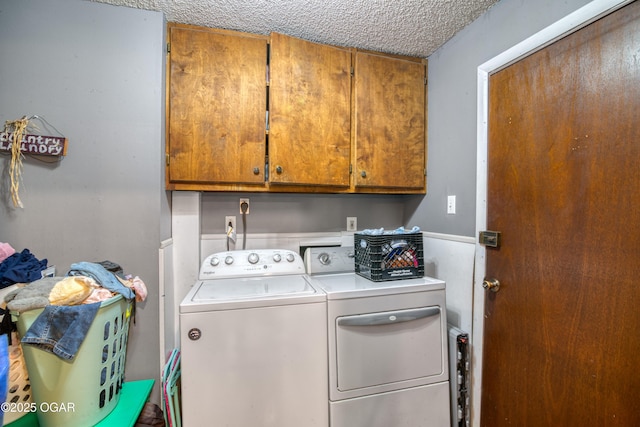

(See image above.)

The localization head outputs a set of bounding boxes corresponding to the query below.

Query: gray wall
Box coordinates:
[201,193,415,234]
[413,0,593,237]
[0,0,168,402]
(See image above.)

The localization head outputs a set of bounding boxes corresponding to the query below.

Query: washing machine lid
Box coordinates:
[309,272,445,300]
[180,274,324,312]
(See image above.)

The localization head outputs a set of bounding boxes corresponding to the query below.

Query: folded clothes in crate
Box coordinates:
[359,226,421,235]
[354,228,424,282]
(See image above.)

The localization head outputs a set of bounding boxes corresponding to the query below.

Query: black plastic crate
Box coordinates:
[354,232,424,281]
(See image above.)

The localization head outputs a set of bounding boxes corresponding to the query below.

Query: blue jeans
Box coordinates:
[21,302,101,360]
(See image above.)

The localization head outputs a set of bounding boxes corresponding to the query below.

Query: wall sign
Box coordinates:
[2,115,67,208]
[0,132,67,156]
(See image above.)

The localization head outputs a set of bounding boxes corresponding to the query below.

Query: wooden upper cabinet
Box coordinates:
[167,24,268,188]
[353,51,427,192]
[165,24,427,193]
[268,33,352,188]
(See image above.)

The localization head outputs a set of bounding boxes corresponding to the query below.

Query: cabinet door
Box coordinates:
[354,52,426,192]
[269,33,352,188]
[167,25,267,186]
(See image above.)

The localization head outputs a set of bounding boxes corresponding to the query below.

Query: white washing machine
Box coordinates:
[180,249,328,427]
[305,246,451,427]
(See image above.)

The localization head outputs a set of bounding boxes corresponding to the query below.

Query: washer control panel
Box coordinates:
[199,249,305,279]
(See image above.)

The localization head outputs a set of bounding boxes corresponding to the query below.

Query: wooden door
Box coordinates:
[481,2,640,425]
[353,51,426,192]
[268,32,352,188]
[167,24,267,187]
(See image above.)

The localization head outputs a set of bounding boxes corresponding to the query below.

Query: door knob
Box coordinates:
[482,278,500,292]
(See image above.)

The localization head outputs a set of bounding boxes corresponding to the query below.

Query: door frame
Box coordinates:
[471,1,633,426]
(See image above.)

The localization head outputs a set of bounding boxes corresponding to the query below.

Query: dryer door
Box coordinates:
[336,305,443,391]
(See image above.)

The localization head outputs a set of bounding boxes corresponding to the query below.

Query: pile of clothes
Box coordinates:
[5,261,147,311]
[2,255,147,361]
[0,244,48,289]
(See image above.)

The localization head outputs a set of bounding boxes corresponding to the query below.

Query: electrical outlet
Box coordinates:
[447,195,456,215]
[239,198,250,214]
[347,217,357,231]
[225,216,236,232]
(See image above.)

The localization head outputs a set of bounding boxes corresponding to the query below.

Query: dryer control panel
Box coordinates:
[305,246,355,275]
[199,249,305,280]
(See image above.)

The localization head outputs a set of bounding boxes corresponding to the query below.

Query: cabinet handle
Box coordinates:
[253,167,260,175]
[275,165,283,174]
[361,170,367,178]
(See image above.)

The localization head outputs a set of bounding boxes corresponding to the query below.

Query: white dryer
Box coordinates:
[180,249,328,427]
[306,246,451,427]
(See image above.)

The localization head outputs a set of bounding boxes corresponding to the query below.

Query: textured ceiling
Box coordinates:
[91,0,499,58]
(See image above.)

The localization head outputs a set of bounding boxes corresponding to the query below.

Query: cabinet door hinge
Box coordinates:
[166,42,170,53]
[166,153,170,166]
[266,44,271,85]
[424,76,427,86]
[349,164,353,174]
[350,66,354,78]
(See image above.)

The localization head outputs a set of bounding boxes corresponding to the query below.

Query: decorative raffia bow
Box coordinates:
[4,116,30,208]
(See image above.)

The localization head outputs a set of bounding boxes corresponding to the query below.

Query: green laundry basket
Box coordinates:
[14,295,132,427]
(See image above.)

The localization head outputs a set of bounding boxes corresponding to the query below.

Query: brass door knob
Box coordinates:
[482,278,500,292]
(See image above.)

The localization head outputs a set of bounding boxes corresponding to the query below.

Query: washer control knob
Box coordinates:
[273,253,282,263]
[209,256,220,266]
[225,256,234,265]
[286,253,295,262]
[248,252,260,264]
[318,252,331,265]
